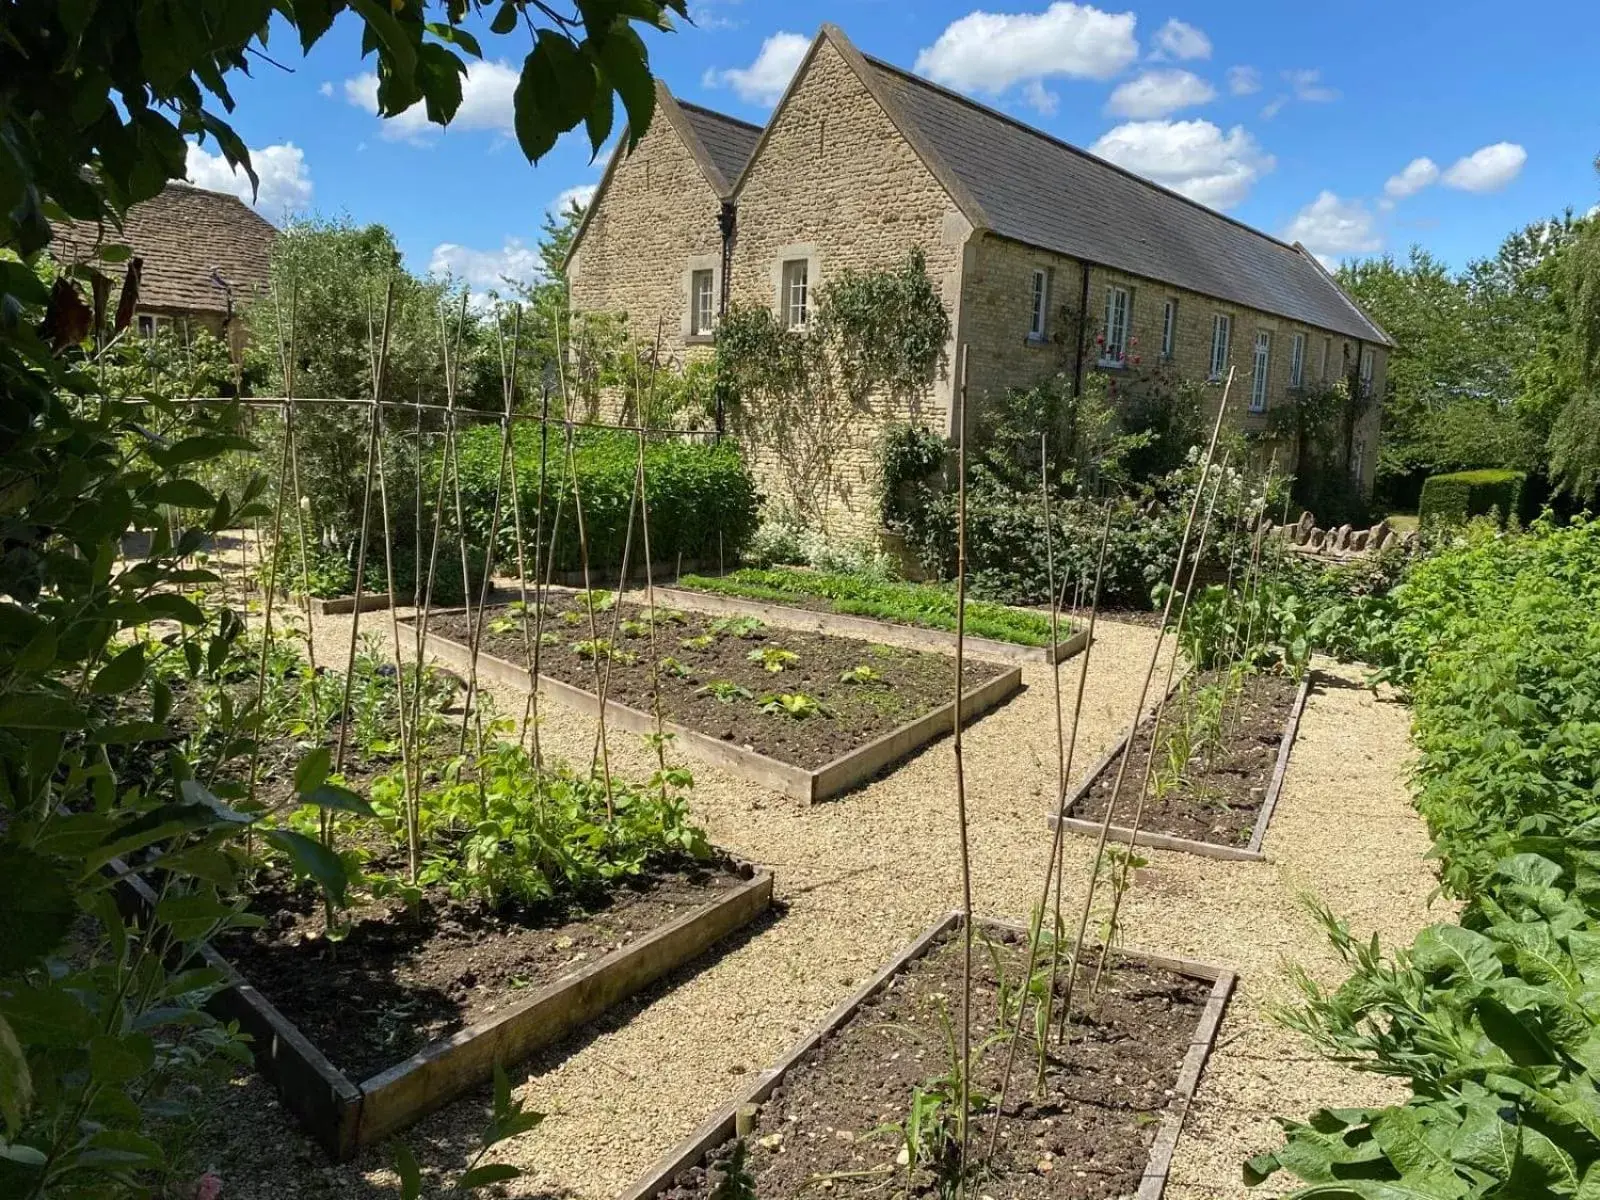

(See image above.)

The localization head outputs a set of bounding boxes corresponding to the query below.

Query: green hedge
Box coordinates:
[676,567,1058,646]
[453,426,759,574]
[1418,468,1526,528]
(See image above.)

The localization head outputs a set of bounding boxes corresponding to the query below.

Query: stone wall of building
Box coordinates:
[959,232,1386,493]
[566,109,725,367]
[724,37,971,538]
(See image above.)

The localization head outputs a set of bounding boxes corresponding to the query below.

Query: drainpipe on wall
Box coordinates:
[714,201,737,442]
[1071,260,1090,398]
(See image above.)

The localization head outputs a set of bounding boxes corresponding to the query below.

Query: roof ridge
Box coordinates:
[861,52,1303,259]
[673,98,764,134]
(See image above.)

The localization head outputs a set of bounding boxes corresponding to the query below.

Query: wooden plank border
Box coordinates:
[638,584,1089,666]
[620,912,1236,1200]
[302,592,395,616]
[1049,670,1315,863]
[110,860,772,1161]
[401,622,1024,804]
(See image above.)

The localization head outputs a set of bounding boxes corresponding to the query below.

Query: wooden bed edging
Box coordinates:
[301,592,395,616]
[1049,670,1315,863]
[402,622,1025,804]
[637,584,1090,666]
[619,911,1236,1200]
[112,860,772,1161]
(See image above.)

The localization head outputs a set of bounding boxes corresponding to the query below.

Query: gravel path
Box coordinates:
[194,601,1438,1200]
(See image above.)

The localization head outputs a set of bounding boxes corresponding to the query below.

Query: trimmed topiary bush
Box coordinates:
[454,426,760,573]
[1418,468,1527,528]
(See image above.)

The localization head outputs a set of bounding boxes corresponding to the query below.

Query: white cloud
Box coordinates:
[1106,69,1215,118]
[1152,18,1210,61]
[1384,156,1439,199]
[429,238,544,295]
[1283,190,1381,265]
[552,184,597,215]
[1284,68,1338,103]
[914,2,1139,96]
[1226,66,1260,95]
[317,81,334,98]
[1023,80,1060,115]
[702,31,808,106]
[185,141,312,219]
[1090,119,1274,209]
[1442,142,1527,193]
[342,59,520,141]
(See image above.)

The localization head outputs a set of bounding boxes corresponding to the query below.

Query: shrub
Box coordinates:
[1251,516,1600,1197]
[1417,467,1527,528]
[453,427,760,575]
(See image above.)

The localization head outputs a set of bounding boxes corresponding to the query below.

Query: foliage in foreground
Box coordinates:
[677,567,1059,646]
[1249,517,1600,1197]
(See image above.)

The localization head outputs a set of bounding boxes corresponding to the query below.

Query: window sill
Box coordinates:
[1096,356,1128,370]
[1025,333,1049,346]
[685,333,715,346]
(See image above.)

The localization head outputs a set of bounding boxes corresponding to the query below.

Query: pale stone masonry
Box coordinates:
[568,24,1392,533]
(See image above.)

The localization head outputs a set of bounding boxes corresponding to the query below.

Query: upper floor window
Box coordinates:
[1028,269,1048,340]
[690,269,715,337]
[1209,313,1231,380]
[1250,331,1271,412]
[1290,332,1305,388]
[781,259,809,331]
[1102,285,1130,364]
[1319,336,1331,381]
[1360,346,1375,393]
[1161,299,1177,359]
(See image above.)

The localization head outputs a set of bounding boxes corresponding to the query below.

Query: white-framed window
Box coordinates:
[689,268,715,336]
[1290,332,1305,388]
[1028,269,1048,340]
[1102,285,1131,364]
[1319,336,1331,381]
[1250,331,1271,412]
[1360,347,1375,394]
[1351,435,1367,482]
[1209,313,1231,380]
[780,259,809,330]
[1161,298,1177,359]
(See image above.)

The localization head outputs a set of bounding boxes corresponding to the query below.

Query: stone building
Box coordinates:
[568,24,1392,532]
[50,182,277,353]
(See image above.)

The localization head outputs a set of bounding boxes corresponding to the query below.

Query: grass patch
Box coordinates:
[675,568,1059,647]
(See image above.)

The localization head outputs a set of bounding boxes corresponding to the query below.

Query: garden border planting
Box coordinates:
[634,584,1090,666]
[1049,672,1312,862]
[110,858,773,1161]
[404,615,1024,804]
[619,912,1236,1200]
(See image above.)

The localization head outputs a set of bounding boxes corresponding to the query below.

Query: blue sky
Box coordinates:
[194,0,1600,291]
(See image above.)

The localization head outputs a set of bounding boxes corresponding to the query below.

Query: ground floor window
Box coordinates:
[781,259,809,331]
[1250,331,1271,412]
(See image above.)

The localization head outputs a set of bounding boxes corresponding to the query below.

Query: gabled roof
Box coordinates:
[675,100,762,197]
[50,182,276,315]
[858,50,1389,345]
[731,24,1390,348]
[565,81,757,271]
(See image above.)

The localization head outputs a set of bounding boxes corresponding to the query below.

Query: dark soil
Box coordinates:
[428,595,1005,770]
[217,858,752,1082]
[1073,669,1302,848]
[663,925,1212,1199]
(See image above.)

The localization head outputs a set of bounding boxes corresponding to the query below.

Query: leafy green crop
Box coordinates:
[679,568,1058,647]
[1252,516,1600,1198]
[747,646,799,673]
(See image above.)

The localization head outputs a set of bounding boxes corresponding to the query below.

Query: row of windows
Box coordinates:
[688,258,812,337]
[1031,273,1376,412]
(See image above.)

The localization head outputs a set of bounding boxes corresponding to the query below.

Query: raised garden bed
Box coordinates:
[408,595,1022,803]
[623,912,1235,1200]
[1052,670,1312,861]
[116,856,772,1160]
[671,568,1087,665]
[300,591,396,616]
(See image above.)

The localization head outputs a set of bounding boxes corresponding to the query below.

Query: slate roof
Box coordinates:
[861,54,1391,345]
[676,101,763,196]
[50,183,277,316]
